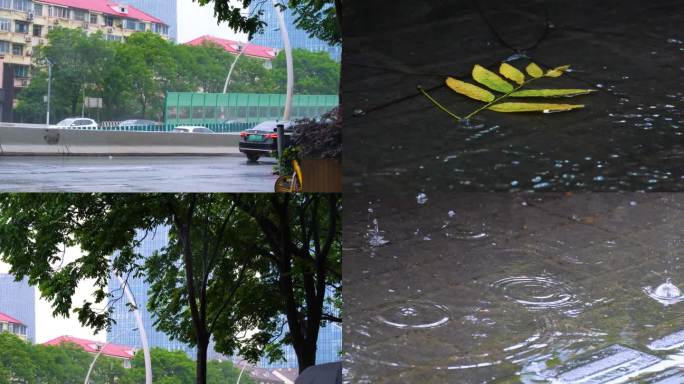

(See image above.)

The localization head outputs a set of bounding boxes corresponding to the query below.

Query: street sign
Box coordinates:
[85,97,103,109]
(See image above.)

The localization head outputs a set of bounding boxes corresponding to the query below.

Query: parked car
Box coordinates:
[118,119,161,127]
[238,120,295,162]
[172,126,215,133]
[54,118,98,129]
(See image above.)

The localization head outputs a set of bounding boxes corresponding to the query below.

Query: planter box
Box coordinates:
[300,158,341,192]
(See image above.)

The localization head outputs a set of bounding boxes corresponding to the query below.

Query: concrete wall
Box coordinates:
[0,125,240,155]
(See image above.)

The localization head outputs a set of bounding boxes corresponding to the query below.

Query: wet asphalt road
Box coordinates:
[0,155,279,192]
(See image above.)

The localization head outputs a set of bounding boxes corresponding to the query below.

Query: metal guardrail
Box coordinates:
[62,121,259,133]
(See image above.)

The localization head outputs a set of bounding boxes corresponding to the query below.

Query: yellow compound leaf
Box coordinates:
[472,64,514,93]
[510,89,597,97]
[546,65,571,77]
[446,77,495,102]
[499,63,525,85]
[488,102,584,113]
[526,62,544,78]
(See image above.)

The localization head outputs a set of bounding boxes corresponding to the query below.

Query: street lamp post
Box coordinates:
[46,58,52,126]
[117,275,153,384]
[272,0,294,121]
[83,327,138,384]
[223,41,250,94]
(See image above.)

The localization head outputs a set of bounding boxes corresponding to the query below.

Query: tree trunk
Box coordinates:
[196,336,208,384]
[295,342,317,374]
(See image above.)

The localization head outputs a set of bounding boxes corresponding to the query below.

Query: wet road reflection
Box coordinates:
[0,155,278,192]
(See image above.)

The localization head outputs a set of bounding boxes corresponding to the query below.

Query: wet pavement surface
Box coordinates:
[343,193,684,383]
[0,155,278,192]
[342,0,684,192]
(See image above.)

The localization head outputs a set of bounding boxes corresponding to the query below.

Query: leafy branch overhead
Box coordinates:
[419,62,596,120]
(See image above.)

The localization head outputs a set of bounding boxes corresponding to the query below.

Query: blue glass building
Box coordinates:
[108,226,341,367]
[123,0,178,41]
[259,288,342,369]
[248,3,341,61]
[107,227,197,357]
[0,274,36,343]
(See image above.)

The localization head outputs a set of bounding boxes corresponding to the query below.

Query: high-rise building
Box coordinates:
[0,274,35,343]
[248,3,341,61]
[0,0,171,121]
[107,227,198,357]
[258,288,342,369]
[108,226,341,368]
[121,0,178,41]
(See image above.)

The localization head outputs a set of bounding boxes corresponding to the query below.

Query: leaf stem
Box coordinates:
[418,85,461,121]
[464,77,540,119]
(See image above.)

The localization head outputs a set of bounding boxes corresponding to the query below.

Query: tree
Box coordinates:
[233,194,341,372]
[194,0,341,46]
[0,193,341,383]
[267,49,340,94]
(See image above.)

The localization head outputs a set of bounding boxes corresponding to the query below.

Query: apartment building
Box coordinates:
[0,0,170,121]
[0,311,29,341]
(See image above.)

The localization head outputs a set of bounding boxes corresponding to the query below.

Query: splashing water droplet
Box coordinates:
[644,278,684,306]
[367,218,389,247]
[375,301,450,329]
[416,193,428,205]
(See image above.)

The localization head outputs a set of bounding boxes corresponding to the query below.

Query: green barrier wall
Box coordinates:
[163,92,339,124]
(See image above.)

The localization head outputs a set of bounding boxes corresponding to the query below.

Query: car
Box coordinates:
[172,126,215,133]
[238,120,295,162]
[118,119,161,127]
[54,118,98,129]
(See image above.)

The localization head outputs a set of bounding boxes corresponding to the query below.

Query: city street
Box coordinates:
[0,155,278,192]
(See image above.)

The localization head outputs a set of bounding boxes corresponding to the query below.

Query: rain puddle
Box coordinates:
[346,194,684,383]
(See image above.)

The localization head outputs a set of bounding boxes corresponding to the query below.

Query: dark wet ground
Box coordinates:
[0,155,278,192]
[343,193,684,383]
[342,0,684,193]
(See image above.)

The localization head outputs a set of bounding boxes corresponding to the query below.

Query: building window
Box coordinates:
[124,19,137,30]
[11,44,22,56]
[33,3,42,16]
[15,21,29,34]
[0,41,9,54]
[49,6,69,19]
[72,9,86,21]
[12,0,29,12]
[90,13,98,24]
[136,22,145,31]
[0,18,9,32]
[105,16,114,27]
[0,0,10,10]
[32,24,42,37]
[106,34,122,42]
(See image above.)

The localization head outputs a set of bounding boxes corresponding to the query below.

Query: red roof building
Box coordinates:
[43,335,137,360]
[0,311,28,340]
[185,35,280,61]
[0,312,23,325]
[37,0,166,24]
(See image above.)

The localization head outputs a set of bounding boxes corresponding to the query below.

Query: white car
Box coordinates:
[55,118,98,129]
[172,126,215,133]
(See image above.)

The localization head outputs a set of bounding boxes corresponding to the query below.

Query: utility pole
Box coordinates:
[272,0,294,121]
[46,58,52,126]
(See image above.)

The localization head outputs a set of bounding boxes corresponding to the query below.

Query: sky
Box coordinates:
[1,248,106,344]
[177,0,248,43]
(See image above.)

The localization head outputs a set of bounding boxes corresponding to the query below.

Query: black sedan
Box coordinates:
[238,120,294,162]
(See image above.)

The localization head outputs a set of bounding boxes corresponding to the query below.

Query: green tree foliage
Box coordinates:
[0,193,341,383]
[194,0,341,46]
[0,334,252,384]
[15,29,339,123]
[268,49,340,94]
[0,333,125,383]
